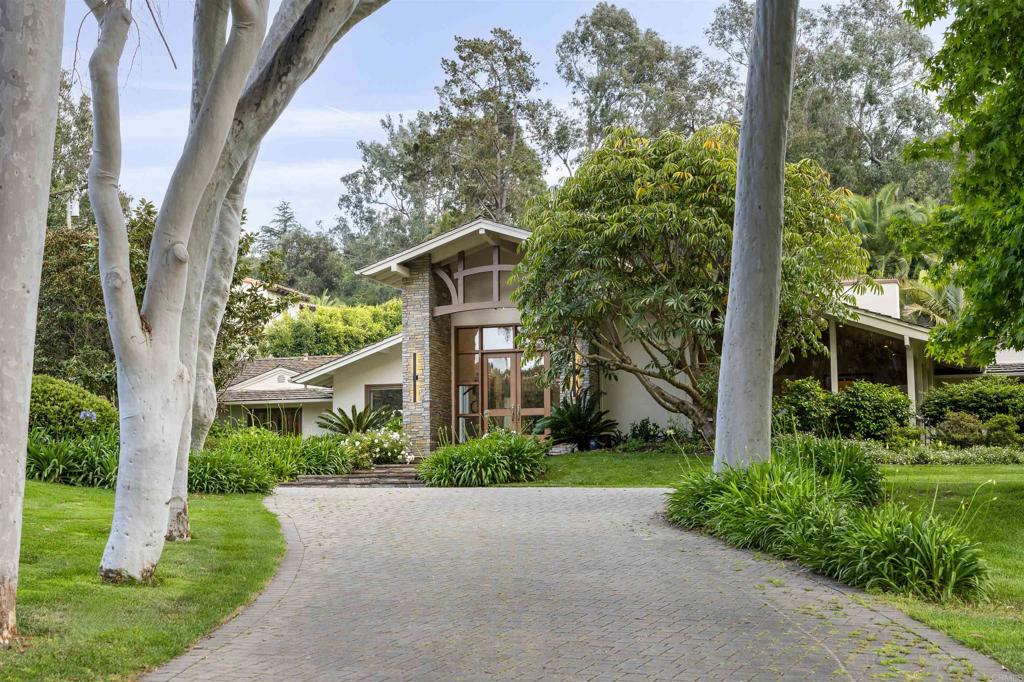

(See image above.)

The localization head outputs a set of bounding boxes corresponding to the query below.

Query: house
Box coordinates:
[220,219,1024,451]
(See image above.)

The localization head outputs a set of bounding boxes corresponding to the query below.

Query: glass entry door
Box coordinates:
[482,352,549,435]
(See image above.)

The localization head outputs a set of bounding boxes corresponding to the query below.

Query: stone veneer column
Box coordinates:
[401,256,452,455]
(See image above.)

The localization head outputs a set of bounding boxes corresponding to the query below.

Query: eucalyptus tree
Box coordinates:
[556,2,737,155]
[0,0,65,646]
[707,0,947,198]
[713,0,800,471]
[84,0,390,577]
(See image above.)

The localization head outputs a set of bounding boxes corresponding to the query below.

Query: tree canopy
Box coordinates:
[903,0,1024,365]
[707,0,949,198]
[512,125,868,436]
[260,299,401,358]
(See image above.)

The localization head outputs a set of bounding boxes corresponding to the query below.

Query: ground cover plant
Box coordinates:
[418,430,548,486]
[26,427,372,495]
[0,482,283,681]
[666,438,988,602]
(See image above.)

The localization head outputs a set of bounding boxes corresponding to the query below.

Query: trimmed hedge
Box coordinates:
[418,430,548,487]
[667,438,988,602]
[30,375,118,438]
[919,376,1024,427]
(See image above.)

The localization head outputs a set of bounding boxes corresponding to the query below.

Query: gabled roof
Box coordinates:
[836,306,931,342]
[221,386,334,405]
[358,218,531,287]
[226,355,345,388]
[292,334,403,385]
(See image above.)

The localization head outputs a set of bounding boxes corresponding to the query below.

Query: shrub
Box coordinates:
[808,503,989,602]
[29,375,118,438]
[295,435,366,475]
[883,425,924,448]
[317,404,393,435]
[539,390,618,451]
[831,381,912,440]
[666,449,988,602]
[936,411,985,447]
[343,429,410,464]
[982,413,1020,446]
[773,378,834,435]
[919,376,1024,427]
[418,430,548,487]
[628,418,665,443]
[211,428,304,481]
[188,448,276,494]
[855,440,1024,465]
[26,428,119,489]
[774,435,884,506]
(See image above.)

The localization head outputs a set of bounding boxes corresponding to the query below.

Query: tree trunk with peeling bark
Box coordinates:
[86,0,268,581]
[165,0,391,540]
[713,0,799,473]
[0,0,65,645]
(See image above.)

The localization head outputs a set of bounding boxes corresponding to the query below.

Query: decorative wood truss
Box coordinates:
[432,240,519,316]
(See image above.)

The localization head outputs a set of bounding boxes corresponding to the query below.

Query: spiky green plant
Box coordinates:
[316,404,393,435]
[538,389,618,451]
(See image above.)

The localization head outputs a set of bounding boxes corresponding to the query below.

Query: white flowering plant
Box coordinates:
[343,428,413,465]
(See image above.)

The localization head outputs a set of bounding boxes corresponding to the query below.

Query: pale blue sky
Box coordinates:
[61,1,938,231]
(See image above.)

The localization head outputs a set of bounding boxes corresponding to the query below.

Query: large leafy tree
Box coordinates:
[903,0,1024,365]
[556,3,737,155]
[513,126,868,438]
[261,299,401,357]
[708,0,948,198]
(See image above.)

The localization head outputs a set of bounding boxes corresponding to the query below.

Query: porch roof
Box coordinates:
[836,306,931,342]
[357,218,530,287]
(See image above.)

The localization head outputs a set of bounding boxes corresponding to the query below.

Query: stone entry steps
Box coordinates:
[282,463,423,488]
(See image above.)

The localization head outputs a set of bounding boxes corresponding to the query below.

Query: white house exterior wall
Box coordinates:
[601,339,690,432]
[301,401,332,436]
[331,344,402,412]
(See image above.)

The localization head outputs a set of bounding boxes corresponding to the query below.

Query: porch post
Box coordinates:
[904,336,917,416]
[828,318,839,393]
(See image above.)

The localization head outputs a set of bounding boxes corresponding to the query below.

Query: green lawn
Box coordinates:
[880,465,1024,674]
[0,481,284,682]
[530,450,1024,673]
[524,447,711,486]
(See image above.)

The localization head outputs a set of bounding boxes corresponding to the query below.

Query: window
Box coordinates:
[366,384,402,415]
[244,405,302,435]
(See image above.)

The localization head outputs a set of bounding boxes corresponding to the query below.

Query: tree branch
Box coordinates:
[142,0,268,329]
[85,0,142,355]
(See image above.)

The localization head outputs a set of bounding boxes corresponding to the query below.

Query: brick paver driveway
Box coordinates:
[147,488,1015,682]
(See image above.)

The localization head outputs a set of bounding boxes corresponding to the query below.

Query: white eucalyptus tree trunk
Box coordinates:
[0,0,65,645]
[713,0,799,473]
[166,0,391,537]
[86,0,268,581]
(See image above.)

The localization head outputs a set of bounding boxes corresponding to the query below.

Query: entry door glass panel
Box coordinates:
[519,355,546,409]
[486,355,513,409]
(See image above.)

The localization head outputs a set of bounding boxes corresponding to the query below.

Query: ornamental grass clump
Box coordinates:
[774,435,884,505]
[666,437,989,602]
[418,430,548,487]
